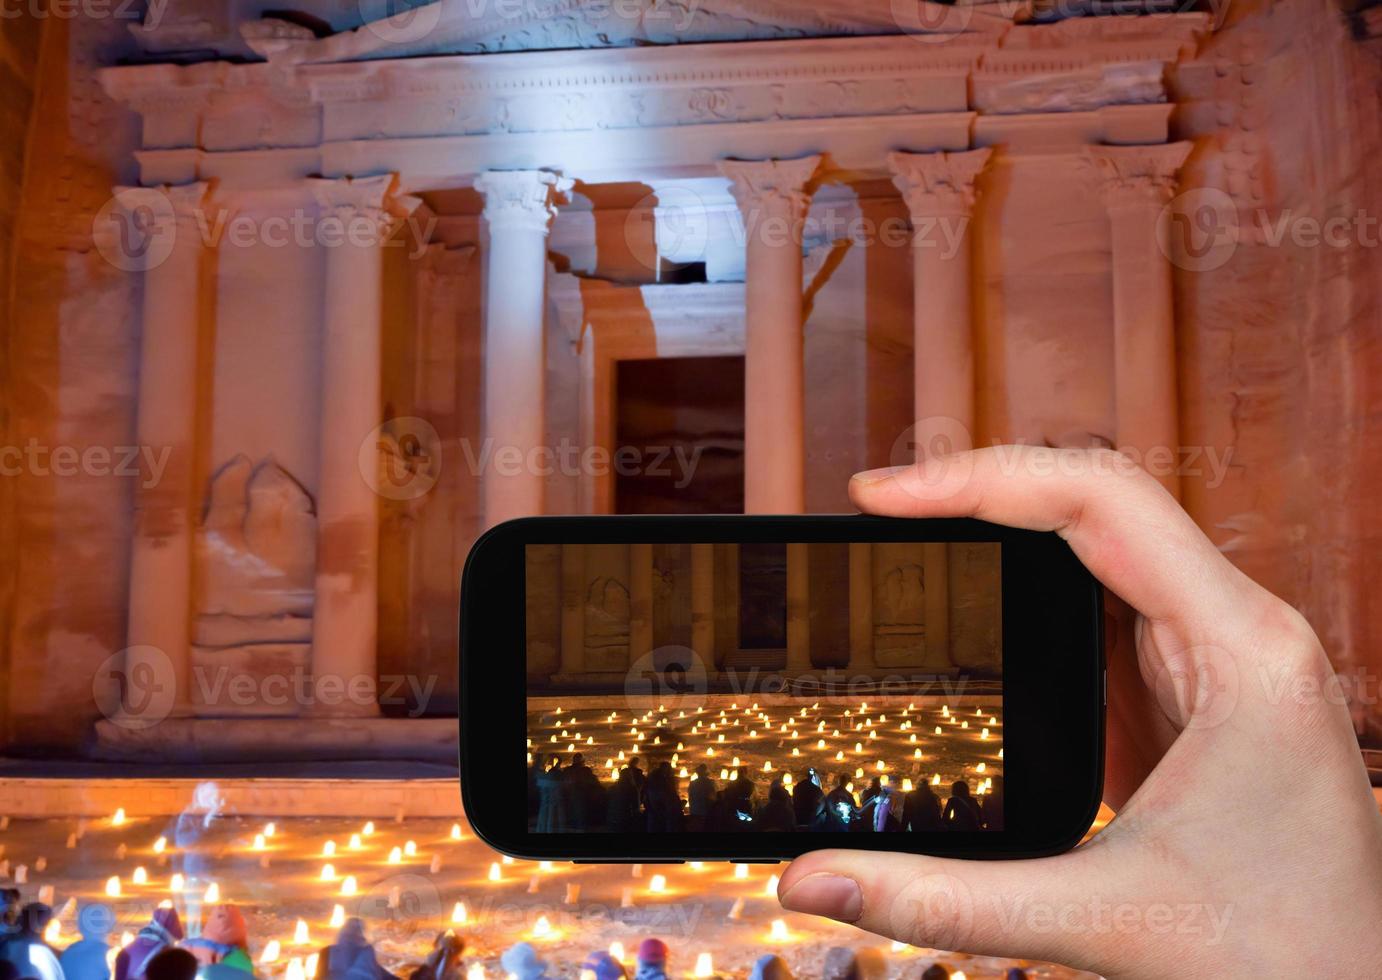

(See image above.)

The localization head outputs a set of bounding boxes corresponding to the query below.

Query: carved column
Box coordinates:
[118,181,209,719]
[888,149,991,457]
[1086,143,1194,497]
[308,174,419,716]
[717,156,820,514]
[474,170,571,527]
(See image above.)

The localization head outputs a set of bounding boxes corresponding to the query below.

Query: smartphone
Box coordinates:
[459,515,1104,862]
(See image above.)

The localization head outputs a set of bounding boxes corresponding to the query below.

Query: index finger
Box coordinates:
[849,446,1264,635]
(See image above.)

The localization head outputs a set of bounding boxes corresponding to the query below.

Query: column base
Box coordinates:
[92,716,457,764]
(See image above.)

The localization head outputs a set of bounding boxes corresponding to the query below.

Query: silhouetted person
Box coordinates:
[855,777,883,832]
[757,779,795,832]
[645,762,684,833]
[791,769,824,828]
[710,772,756,831]
[943,781,982,831]
[919,965,952,980]
[0,891,19,938]
[528,756,544,824]
[904,781,943,831]
[686,765,717,832]
[144,951,198,980]
[982,777,1004,831]
[563,753,602,831]
[606,767,643,834]
[873,785,904,832]
[535,756,566,833]
[823,774,857,832]
[114,908,184,980]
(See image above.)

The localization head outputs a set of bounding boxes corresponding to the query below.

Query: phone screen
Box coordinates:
[524,541,1002,835]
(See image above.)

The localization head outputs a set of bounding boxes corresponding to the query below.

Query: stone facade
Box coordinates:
[1,0,1380,754]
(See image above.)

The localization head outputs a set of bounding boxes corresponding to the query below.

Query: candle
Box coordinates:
[693,953,713,978]
[259,941,281,965]
[293,920,310,945]
[329,905,345,928]
[451,902,467,925]
[104,877,121,898]
[112,808,126,827]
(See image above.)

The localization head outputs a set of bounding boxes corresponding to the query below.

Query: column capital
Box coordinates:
[717,155,821,223]
[474,169,573,235]
[308,173,421,245]
[887,148,992,220]
[95,182,211,273]
[1084,142,1193,210]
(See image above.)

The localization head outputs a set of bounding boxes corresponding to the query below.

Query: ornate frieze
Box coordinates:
[718,155,820,225]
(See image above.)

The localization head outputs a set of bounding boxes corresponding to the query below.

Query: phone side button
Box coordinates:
[572,860,684,865]
[1102,668,1108,706]
[730,859,780,864]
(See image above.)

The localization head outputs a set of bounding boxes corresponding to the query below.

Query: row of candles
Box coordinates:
[528,700,1002,794]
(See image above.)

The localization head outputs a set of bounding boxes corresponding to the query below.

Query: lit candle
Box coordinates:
[252,834,266,852]
[340,876,357,897]
[648,874,666,894]
[323,840,336,857]
[152,836,167,854]
[104,877,121,898]
[768,919,790,942]
[387,847,402,865]
[259,941,281,965]
[132,867,148,885]
[451,902,467,925]
[112,808,126,827]
[488,863,502,882]
[293,920,310,945]
[329,905,345,929]
[450,823,462,840]
[532,916,553,939]
[693,953,713,978]
[204,882,219,903]
[320,863,336,882]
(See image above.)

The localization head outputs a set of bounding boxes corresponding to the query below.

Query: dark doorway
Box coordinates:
[615,355,745,514]
[738,542,788,650]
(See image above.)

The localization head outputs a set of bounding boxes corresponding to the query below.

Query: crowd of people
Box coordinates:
[2,892,1029,980]
[529,757,1002,833]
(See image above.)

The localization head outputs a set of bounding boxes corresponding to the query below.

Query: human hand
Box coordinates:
[777,446,1382,977]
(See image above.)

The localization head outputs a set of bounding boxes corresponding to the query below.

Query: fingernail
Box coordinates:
[851,465,908,485]
[779,873,863,922]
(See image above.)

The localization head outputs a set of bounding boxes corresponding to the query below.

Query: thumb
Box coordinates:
[777,845,1133,972]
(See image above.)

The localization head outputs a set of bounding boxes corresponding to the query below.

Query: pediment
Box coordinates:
[246,0,1009,65]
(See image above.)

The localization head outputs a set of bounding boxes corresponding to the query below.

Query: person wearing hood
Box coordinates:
[406,932,463,980]
[315,920,393,980]
[498,943,546,980]
[184,905,254,980]
[143,950,198,980]
[59,904,116,980]
[0,904,64,980]
[114,907,184,980]
[577,951,625,980]
[632,939,667,980]
[0,891,20,939]
[747,955,792,980]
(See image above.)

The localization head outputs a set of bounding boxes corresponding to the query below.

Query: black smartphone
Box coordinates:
[460,515,1104,862]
